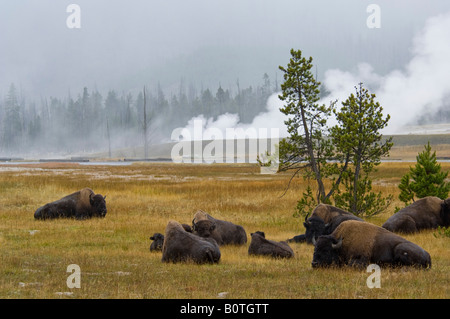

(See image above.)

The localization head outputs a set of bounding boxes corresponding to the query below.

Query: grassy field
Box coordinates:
[0,161,449,299]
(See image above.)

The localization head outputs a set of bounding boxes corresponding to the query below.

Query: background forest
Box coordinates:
[0,74,277,157]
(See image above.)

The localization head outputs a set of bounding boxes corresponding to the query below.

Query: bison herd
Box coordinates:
[34,188,450,269]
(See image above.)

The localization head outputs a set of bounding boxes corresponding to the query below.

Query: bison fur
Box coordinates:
[288,204,362,244]
[149,233,165,252]
[312,220,431,269]
[34,188,107,220]
[248,231,294,259]
[162,220,221,264]
[192,210,247,245]
[382,196,450,233]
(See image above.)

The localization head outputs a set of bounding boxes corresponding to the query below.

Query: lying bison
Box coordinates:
[161,220,221,264]
[192,210,247,245]
[311,220,431,269]
[248,231,294,259]
[149,233,164,252]
[382,196,450,233]
[288,204,362,244]
[34,188,107,220]
[149,224,192,252]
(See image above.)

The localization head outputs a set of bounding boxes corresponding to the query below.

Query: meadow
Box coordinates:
[0,161,448,299]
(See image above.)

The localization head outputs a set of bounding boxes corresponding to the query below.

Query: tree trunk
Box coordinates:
[297,85,325,203]
[352,156,361,214]
[106,115,112,158]
[143,86,148,159]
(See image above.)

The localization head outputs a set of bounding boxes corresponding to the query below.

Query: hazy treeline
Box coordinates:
[0,74,277,157]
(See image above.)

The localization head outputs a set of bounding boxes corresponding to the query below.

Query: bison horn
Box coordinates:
[304,212,310,223]
[331,237,343,249]
[311,233,317,246]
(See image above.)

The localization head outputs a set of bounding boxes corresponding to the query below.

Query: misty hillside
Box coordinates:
[1,76,449,158]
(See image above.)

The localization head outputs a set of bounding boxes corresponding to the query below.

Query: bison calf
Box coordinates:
[34,188,107,220]
[248,231,294,259]
[312,220,431,269]
[162,220,221,264]
[149,233,165,252]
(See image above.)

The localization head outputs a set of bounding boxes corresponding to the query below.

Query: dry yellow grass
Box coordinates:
[0,162,449,299]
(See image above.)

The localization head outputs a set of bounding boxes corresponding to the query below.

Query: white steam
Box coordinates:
[322,12,450,134]
[177,12,450,139]
[177,93,288,141]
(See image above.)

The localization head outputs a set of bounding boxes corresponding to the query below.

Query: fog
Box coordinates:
[1,1,450,157]
[322,11,450,134]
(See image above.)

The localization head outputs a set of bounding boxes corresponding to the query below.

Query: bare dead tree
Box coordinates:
[106,114,112,158]
[143,86,149,158]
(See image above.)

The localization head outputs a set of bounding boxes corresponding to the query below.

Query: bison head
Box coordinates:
[304,216,327,244]
[441,198,450,226]
[149,233,165,252]
[251,231,265,238]
[192,220,216,238]
[393,242,432,269]
[311,235,342,268]
[90,194,107,217]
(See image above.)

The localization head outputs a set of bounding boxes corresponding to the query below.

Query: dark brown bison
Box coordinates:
[161,220,221,264]
[382,196,450,233]
[311,220,431,269]
[248,231,294,259]
[34,188,107,220]
[149,224,192,252]
[149,233,164,252]
[288,204,363,244]
[192,210,247,245]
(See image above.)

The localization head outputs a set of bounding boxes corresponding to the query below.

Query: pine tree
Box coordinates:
[278,49,338,213]
[2,83,23,151]
[330,83,393,217]
[398,142,450,205]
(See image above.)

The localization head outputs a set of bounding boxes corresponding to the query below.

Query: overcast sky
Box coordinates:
[1,0,450,99]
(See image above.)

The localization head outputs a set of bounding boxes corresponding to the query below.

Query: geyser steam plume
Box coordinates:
[322,12,450,134]
[177,12,450,140]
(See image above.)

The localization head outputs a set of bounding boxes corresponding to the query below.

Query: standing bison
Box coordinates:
[162,220,221,264]
[382,196,450,233]
[288,204,363,244]
[248,231,294,259]
[34,188,107,220]
[311,220,431,269]
[192,210,247,245]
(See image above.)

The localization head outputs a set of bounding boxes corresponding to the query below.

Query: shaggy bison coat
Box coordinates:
[382,196,450,233]
[248,231,294,259]
[34,188,107,220]
[192,210,247,245]
[312,220,431,269]
[288,204,363,244]
[161,220,221,264]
